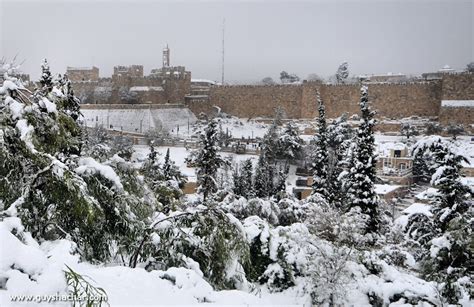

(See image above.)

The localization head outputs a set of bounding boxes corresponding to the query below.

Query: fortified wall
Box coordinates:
[70,63,472,129]
[439,72,474,126]
[198,81,443,120]
[184,73,473,131]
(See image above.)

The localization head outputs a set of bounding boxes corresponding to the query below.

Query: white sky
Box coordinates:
[1,0,472,82]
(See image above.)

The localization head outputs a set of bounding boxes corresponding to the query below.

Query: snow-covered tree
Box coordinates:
[412,137,448,183]
[273,106,286,126]
[445,123,464,140]
[261,122,281,162]
[1,62,149,262]
[335,61,349,84]
[280,71,300,84]
[400,123,418,141]
[195,119,225,202]
[312,91,330,200]
[466,61,474,72]
[420,145,473,303]
[273,164,289,200]
[162,148,172,179]
[424,122,442,135]
[326,114,353,207]
[429,145,471,231]
[234,159,254,199]
[346,86,379,233]
[59,74,81,121]
[39,58,53,93]
[279,121,303,161]
[261,77,275,85]
[412,146,431,183]
[254,153,274,198]
[111,134,134,160]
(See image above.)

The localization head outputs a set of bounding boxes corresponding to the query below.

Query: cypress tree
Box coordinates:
[195,119,224,202]
[254,153,271,198]
[346,86,379,233]
[312,90,330,200]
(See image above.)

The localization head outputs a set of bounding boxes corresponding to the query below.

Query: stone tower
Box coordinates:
[163,44,170,68]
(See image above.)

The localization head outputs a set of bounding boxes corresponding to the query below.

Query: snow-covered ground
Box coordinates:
[0,217,311,306]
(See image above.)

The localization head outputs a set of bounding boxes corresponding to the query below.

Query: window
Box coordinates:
[400,163,406,170]
[394,150,401,157]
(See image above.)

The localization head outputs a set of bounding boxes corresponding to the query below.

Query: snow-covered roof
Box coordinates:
[377,142,407,156]
[441,100,474,108]
[402,203,432,217]
[191,79,217,85]
[375,184,401,195]
[438,65,455,72]
[129,86,164,92]
[185,95,209,98]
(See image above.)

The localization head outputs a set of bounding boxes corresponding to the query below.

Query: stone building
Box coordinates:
[67,66,99,82]
[69,45,191,105]
[112,65,144,82]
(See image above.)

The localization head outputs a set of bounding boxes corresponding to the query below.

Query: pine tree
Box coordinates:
[39,58,53,93]
[148,142,158,163]
[430,145,471,230]
[412,144,432,183]
[412,147,430,182]
[261,122,280,162]
[274,163,289,199]
[195,119,224,202]
[240,159,254,198]
[162,148,172,180]
[420,144,473,303]
[346,86,379,233]
[233,166,243,196]
[60,74,82,121]
[280,121,303,161]
[312,91,330,200]
[233,159,254,199]
[254,153,272,198]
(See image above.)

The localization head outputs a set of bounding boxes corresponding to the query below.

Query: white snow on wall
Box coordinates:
[129,86,164,92]
[81,107,197,134]
[441,100,474,108]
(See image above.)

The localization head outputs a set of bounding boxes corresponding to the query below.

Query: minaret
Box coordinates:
[163,44,170,68]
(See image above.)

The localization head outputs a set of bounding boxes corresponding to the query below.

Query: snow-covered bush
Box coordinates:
[219,195,280,225]
[143,208,251,290]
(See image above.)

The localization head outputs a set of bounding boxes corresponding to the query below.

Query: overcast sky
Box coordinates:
[1,0,472,82]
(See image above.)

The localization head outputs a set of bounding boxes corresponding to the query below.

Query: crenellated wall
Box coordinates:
[75,72,473,126]
[208,84,303,118]
[205,80,443,120]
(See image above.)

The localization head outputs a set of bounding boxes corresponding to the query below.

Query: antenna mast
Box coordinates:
[221,18,225,85]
